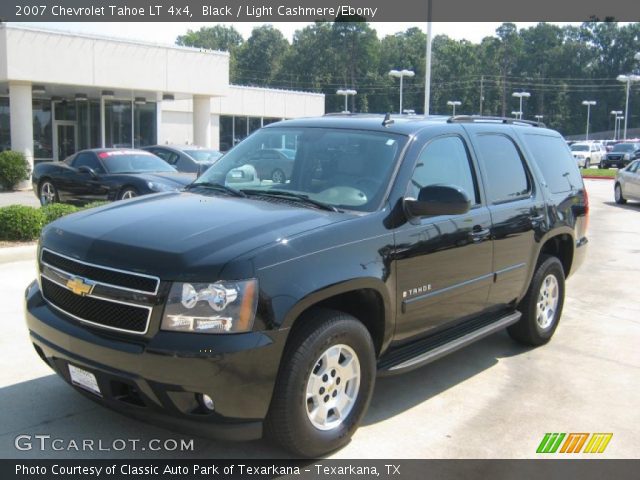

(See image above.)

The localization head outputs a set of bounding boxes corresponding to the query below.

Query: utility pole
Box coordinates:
[479,75,484,115]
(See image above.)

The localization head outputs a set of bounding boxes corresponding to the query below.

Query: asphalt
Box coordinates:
[0,179,637,459]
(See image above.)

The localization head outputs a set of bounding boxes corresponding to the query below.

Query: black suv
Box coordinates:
[25,115,588,457]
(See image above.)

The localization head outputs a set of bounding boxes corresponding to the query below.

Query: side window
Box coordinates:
[521,134,582,194]
[474,134,530,203]
[410,136,478,204]
[73,153,104,174]
[152,149,178,165]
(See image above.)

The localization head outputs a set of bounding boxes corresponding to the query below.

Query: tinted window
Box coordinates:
[475,134,530,203]
[151,148,179,165]
[73,152,104,173]
[410,136,478,204]
[571,145,589,152]
[196,127,407,212]
[98,151,176,173]
[613,143,637,152]
[522,134,582,194]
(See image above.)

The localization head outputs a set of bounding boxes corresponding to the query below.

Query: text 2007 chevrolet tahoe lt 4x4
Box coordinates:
[25,115,588,457]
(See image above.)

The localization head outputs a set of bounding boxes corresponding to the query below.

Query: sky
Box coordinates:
[14,22,580,45]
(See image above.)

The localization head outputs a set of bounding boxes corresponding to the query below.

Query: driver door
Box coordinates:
[67,152,109,202]
[393,135,493,343]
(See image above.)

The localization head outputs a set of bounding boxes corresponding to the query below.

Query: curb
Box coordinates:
[582,176,615,180]
[0,244,37,264]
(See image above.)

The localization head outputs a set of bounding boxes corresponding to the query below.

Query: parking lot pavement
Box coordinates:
[0,189,40,208]
[0,179,637,459]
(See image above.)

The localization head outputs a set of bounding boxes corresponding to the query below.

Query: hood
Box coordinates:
[41,192,350,280]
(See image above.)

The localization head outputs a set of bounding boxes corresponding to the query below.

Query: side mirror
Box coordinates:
[404,184,471,218]
[78,166,97,177]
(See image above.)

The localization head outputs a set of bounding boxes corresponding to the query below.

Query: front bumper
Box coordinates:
[24,281,288,441]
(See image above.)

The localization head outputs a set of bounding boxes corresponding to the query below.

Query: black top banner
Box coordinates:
[0,0,639,22]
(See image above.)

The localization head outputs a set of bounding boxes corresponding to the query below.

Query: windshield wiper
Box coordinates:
[184,182,247,197]
[240,189,339,212]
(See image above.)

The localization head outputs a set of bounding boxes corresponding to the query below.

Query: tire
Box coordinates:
[508,255,565,346]
[119,187,138,200]
[266,309,376,457]
[584,158,590,169]
[271,168,286,184]
[615,183,627,204]
[39,180,59,205]
[598,163,604,169]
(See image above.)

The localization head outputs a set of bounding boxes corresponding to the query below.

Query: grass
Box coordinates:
[581,168,617,178]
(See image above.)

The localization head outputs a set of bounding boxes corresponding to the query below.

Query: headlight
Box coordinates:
[161,279,258,334]
[623,153,631,160]
[147,181,177,192]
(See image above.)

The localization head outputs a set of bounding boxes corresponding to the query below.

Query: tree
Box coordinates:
[176,25,244,81]
[235,26,290,87]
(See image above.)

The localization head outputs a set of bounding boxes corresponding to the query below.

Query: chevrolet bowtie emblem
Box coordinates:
[66,277,95,296]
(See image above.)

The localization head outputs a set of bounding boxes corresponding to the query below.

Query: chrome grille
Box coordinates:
[41,249,159,294]
[39,249,158,335]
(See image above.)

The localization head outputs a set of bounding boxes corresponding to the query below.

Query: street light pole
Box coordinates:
[389,69,415,114]
[512,91,531,119]
[582,100,596,141]
[336,89,357,113]
[424,1,432,116]
[447,100,461,116]
[617,75,640,140]
[610,110,623,140]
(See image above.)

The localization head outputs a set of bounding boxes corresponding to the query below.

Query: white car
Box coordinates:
[614,159,640,204]
[570,142,605,168]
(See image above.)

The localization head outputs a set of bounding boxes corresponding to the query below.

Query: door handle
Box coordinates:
[529,214,545,225]
[470,226,491,242]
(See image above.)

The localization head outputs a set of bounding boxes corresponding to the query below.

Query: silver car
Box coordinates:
[614,159,640,204]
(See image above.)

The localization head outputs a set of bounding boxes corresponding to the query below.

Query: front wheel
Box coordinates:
[266,309,375,457]
[584,158,590,169]
[39,180,59,205]
[615,183,627,204]
[119,187,138,200]
[508,255,565,346]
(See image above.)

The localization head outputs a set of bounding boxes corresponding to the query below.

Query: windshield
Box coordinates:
[99,151,177,173]
[194,127,407,211]
[184,149,223,163]
[612,143,636,152]
[571,145,589,152]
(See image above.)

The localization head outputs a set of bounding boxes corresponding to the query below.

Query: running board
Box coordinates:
[378,311,521,375]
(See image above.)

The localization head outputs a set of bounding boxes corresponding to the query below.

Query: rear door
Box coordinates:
[394,134,494,342]
[468,130,546,310]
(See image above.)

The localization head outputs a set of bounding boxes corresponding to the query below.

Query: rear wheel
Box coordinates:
[508,255,565,346]
[266,309,375,457]
[271,169,286,184]
[119,187,138,200]
[39,180,59,205]
[615,183,627,204]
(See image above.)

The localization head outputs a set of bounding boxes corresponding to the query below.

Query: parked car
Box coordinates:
[32,149,193,205]
[238,148,295,184]
[603,140,620,152]
[614,159,640,204]
[600,142,640,169]
[25,115,587,457]
[142,145,223,175]
[570,142,605,168]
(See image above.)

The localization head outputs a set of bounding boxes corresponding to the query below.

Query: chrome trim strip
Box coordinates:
[40,274,151,335]
[40,248,160,295]
[403,272,494,307]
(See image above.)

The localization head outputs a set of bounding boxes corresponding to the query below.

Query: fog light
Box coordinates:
[199,394,215,411]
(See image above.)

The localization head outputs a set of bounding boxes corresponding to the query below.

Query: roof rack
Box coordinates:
[447,115,546,128]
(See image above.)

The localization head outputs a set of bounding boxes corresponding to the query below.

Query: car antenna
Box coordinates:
[382,112,394,127]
